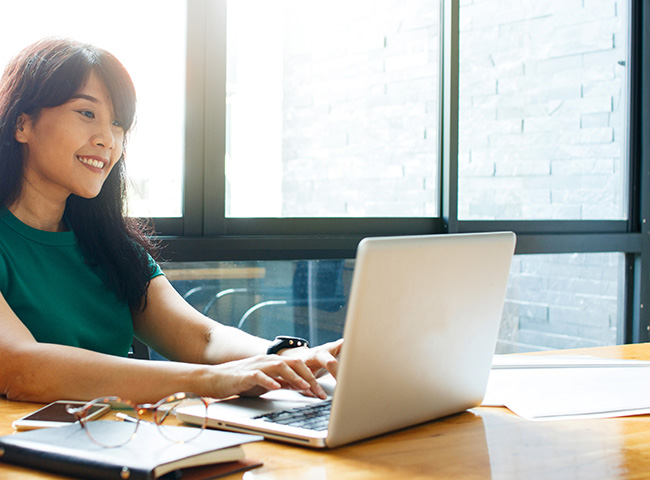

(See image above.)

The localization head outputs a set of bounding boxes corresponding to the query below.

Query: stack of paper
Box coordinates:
[482,354,650,421]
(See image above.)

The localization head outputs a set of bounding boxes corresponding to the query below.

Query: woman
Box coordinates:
[0,37,341,404]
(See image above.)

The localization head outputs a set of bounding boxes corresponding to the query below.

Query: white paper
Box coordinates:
[483,355,650,420]
[491,354,650,369]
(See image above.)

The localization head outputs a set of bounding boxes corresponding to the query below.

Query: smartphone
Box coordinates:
[12,400,110,431]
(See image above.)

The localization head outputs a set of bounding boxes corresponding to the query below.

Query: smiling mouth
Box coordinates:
[77,156,106,169]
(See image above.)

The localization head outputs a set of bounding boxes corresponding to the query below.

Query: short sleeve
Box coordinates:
[0,252,7,294]
[148,254,165,280]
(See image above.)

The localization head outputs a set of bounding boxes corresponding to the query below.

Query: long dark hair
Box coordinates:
[0,37,158,312]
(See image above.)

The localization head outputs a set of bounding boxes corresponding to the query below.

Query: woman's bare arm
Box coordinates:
[132,276,272,365]
[0,276,340,404]
[133,276,341,396]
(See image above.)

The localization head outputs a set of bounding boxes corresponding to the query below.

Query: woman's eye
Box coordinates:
[78,110,95,119]
[112,119,123,128]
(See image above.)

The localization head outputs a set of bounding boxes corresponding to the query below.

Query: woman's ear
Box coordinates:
[14,114,30,143]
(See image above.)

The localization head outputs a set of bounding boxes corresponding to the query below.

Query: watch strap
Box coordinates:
[266,336,309,355]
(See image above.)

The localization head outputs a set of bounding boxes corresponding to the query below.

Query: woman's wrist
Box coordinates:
[266,336,309,355]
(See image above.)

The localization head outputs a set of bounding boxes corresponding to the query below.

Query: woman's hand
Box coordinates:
[279,338,343,379]
[205,338,343,400]
[207,353,328,399]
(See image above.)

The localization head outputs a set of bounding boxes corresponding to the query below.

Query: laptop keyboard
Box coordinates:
[253,399,332,431]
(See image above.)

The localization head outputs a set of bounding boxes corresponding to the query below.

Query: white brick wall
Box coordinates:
[458,0,626,222]
[281,0,440,217]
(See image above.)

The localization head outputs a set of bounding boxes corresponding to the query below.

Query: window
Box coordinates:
[164,252,623,353]
[500,253,622,353]
[458,1,628,220]
[454,0,634,352]
[162,259,351,346]
[225,0,441,218]
[0,0,186,218]
[164,0,647,351]
[5,1,649,351]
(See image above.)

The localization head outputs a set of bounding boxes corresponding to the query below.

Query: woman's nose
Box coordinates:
[93,122,116,150]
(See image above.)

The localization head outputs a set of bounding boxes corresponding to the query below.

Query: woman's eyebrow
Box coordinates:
[69,94,100,103]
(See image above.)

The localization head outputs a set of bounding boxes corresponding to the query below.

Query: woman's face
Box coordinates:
[14,71,125,203]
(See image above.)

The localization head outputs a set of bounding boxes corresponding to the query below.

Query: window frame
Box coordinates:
[152,0,650,344]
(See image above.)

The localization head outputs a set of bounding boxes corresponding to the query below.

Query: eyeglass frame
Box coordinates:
[66,391,209,448]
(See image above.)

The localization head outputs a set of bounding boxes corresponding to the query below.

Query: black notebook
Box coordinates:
[0,420,263,480]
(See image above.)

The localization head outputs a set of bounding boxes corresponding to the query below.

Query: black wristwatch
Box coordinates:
[266,336,309,355]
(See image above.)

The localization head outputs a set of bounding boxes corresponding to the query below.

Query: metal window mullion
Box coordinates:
[440,0,460,234]
[635,0,650,343]
[202,0,228,236]
[183,0,209,236]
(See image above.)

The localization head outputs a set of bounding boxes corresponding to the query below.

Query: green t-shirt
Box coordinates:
[0,208,163,357]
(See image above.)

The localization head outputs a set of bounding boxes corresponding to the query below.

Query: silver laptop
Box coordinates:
[176,232,516,448]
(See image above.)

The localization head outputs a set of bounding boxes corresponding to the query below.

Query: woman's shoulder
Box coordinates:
[0,207,14,247]
[0,209,10,289]
[0,207,76,247]
[0,206,10,223]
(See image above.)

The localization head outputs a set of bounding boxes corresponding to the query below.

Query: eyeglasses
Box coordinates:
[66,392,208,448]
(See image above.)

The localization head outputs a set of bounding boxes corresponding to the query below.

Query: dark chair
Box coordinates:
[128,337,150,360]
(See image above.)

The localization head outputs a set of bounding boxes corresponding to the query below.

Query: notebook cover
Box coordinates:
[172,458,264,480]
[0,420,262,480]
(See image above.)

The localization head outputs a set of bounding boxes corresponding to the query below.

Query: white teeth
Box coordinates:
[77,156,105,169]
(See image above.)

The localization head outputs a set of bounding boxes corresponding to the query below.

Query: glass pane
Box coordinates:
[498,253,622,353]
[0,0,186,218]
[226,0,441,218]
[163,260,350,353]
[162,252,622,360]
[458,1,628,220]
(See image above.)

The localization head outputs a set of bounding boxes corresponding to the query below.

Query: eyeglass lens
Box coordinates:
[84,398,139,448]
[81,393,207,448]
[154,393,207,443]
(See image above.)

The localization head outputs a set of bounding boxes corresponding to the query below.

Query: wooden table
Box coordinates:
[2,344,650,479]
[162,266,266,282]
